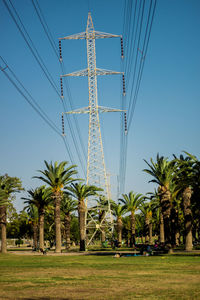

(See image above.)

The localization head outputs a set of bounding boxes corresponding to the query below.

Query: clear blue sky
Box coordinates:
[1,0,199,211]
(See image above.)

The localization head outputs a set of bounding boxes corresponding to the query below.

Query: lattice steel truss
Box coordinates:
[60,13,123,245]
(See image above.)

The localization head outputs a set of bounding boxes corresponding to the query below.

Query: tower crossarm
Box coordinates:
[61,68,123,77]
[61,68,88,77]
[59,32,87,40]
[98,106,125,113]
[64,106,90,114]
[96,68,122,76]
[59,31,121,41]
[64,106,125,115]
[94,31,121,39]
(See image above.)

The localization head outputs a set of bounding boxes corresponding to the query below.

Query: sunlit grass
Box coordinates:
[0,253,200,299]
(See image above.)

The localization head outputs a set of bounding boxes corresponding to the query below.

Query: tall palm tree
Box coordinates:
[66,182,102,251]
[120,192,144,247]
[34,161,77,253]
[24,204,39,250]
[112,202,126,247]
[122,215,131,246]
[61,193,77,250]
[174,152,198,251]
[143,154,176,249]
[0,174,23,253]
[147,189,164,243]
[22,186,52,251]
[191,159,200,243]
[95,196,109,243]
[140,202,153,244]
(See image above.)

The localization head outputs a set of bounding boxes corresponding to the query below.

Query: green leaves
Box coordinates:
[0,174,23,207]
[66,182,103,202]
[112,202,126,218]
[34,161,78,192]
[22,186,53,212]
[143,153,177,189]
[61,193,77,214]
[173,151,199,192]
[120,191,145,213]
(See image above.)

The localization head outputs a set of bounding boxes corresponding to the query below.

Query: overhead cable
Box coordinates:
[31,0,87,173]
[3,0,86,176]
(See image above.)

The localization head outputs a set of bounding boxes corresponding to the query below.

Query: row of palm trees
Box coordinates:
[144,152,200,251]
[24,161,102,252]
[104,151,200,252]
[0,161,104,253]
[1,151,199,253]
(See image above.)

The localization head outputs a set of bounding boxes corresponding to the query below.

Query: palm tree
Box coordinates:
[34,161,77,253]
[122,215,131,246]
[191,159,200,243]
[143,154,176,249]
[95,196,109,243]
[120,192,144,247]
[0,174,23,253]
[140,202,153,244]
[147,189,164,243]
[22,186,52,251]
[174,152,198,251]
[24,204,39,250]
[66,182,102,251]
[112,202,126,247]
[61,193,77,250]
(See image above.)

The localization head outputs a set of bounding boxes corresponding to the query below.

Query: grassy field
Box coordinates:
[0,253,200,299]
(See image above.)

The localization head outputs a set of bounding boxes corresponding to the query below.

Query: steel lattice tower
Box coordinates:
[59,13,123,245]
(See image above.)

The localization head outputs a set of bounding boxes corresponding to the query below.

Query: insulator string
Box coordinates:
[60,77,64,98]
[124,112,127,135]
[120,37,124,59]
[61,113,65,136]
[122,73,126,96]
[59,40,62,62]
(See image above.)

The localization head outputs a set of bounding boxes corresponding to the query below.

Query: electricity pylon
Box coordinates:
[59,13,123,245]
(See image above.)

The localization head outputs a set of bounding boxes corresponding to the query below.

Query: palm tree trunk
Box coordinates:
[33,223,38,250]
[0,206,7,253]
[175,231,180,246]
[54,192,62,253]
[99,211,106,243]
[117,217,123,247]
[145,216,149,243]
[78,199,86,251]
[171,206,176,248]
[192,223,197,243]
[39,211,45,251]
[130,212,135,247]
[159,210,165,243]
[183,187,193,251]
[160,186,171,248]
[149,223,152,244]
[175,209,180,246]
[65,213,71,250]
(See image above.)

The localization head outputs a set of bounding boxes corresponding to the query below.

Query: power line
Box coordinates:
[3,0,60,97]
[128,0,157,129]
[0,61,59,137]
[31,0,59,59]
[0,57,77,166]
[119,0,157,194]
[31,0,87,174]
[0,57,59,132]
[3,0,86,177]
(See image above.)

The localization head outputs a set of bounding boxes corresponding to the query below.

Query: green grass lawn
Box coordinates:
[0,253,200,299]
